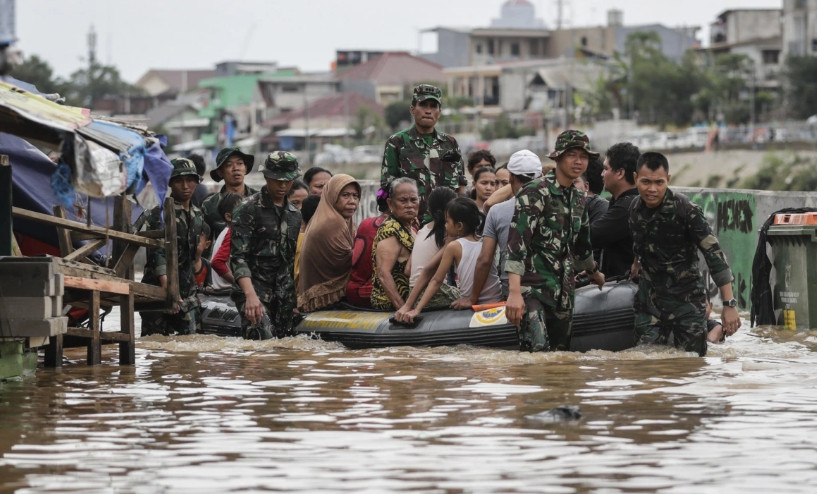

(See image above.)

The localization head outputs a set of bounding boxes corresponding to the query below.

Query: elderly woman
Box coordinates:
[297,174,361,312]
[371,178,420,311]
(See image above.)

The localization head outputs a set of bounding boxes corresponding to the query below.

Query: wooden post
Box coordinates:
[112,196,135,280]
[87,290,101,365]
[163,197,179,306]
[119,292,135,365]
[0,155,10,256]
[53,205,75,258]
[44,333,63,368]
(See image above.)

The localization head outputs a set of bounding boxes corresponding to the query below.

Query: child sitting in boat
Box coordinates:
[210,193,244,291]
[194,223,213,289]
[395,197,502,324]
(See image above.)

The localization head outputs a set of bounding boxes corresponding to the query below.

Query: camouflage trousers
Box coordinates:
[633,287,707,357]
[414,283,461,310]
[235,291,296,339]
[518,296,572,352]
[140,295,201,336]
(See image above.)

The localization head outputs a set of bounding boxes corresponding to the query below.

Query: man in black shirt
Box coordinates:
[589,142,641,277]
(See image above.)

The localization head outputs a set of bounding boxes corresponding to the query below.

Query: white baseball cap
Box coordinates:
[507,149,543,179]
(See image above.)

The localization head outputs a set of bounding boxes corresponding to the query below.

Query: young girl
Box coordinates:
[395,197,502,324]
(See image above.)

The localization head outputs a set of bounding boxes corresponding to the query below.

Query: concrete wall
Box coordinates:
[671,187,817,309]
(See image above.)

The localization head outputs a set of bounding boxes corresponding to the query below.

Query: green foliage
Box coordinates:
[480,113,535,140]
[10,55,67,95]
[739,154,817,191]
[384,100,411,131]
[63,61,141,107]
[706,175,722,188]
[784,55,817,119]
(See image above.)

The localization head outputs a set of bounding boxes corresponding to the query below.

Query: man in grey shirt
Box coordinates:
[452,149,543,308]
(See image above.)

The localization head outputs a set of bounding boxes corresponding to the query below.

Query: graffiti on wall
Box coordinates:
[686,190,757,308]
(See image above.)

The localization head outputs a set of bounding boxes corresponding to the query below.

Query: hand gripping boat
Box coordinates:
[200,280,638,352]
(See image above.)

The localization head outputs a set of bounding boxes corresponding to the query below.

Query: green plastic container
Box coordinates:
[767,224,817,330]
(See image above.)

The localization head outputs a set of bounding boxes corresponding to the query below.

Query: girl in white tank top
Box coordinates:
[395,197,502,324]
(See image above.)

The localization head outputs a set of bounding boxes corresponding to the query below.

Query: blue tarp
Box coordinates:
[2,132,143,253]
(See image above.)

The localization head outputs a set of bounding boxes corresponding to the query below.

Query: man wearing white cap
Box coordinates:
[451,149,543,309]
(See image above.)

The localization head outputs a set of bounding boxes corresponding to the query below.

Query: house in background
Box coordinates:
[782,0,817,58]
[698,9,783,96]
[337,52,445,105]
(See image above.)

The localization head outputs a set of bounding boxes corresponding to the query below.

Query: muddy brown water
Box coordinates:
[2,314,817,493]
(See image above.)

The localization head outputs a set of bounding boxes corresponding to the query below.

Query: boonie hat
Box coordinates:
[548,130,599,160]
[262,151,301,181]
[413,84,442,105]
[507,149,543,180]
[170,157,201,182]
[211,146,255,182]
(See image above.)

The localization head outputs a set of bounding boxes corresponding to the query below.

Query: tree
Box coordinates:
[784,55,817,119]
[384,100,411,131]
[63,61,140,108]
[9,54,67,95]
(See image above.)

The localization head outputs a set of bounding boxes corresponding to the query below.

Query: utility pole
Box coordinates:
[556,0,563,30]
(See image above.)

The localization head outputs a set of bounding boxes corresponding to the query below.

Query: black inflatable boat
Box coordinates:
[200,281,638,352]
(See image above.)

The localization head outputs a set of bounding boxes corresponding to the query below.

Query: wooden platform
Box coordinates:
[6,196,179,368]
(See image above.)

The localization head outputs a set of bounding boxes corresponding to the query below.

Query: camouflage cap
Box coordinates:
[262,151,301,181]
[211,146,255,182]
[548,130,600,160]
[412,83,442,105]
[170,158,201,182]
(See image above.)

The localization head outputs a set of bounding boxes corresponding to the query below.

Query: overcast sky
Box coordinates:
[14,0,781,83]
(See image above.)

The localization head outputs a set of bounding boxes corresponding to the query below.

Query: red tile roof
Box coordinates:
[336,52,444,84]
[263,92,383,127]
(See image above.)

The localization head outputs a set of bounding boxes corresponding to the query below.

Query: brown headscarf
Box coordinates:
[297,174,360,312]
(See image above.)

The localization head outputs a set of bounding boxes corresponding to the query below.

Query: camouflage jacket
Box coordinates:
[381,126,466,219]
[230,186,301,301]
[142,200,204,300]
[505,169,595,310]
[629,188,733,299]
[201,184,258,240]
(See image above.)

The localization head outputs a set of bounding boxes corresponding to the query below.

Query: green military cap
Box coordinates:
[548,129,600,160]
[211,146,255,182]
[262,151,301,181]
[170,157,201,182]
[412,83,442,105]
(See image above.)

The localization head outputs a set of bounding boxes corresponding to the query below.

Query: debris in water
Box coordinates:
[526,405,582,422]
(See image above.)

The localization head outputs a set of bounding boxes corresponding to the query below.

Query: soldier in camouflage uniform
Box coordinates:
[230,151,302,338]
[629,152,740,356]
[201,146,258,241]
[505,130,606,352]
[381,83,467,221]
[141,158,205,336]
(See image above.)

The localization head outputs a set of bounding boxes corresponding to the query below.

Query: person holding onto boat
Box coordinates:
[381,83,466,222]
[230,151,302,338]
[297,174,361,312]
[201,146,258,242]
[345,191,390,308]
[590,142,641,278]
[370,178,420,310]
[629,151,740,356]
[209,193,244,291]
[453,150,543,309]
[395,197,502,323]
[140,158,206,336]
[408,187,458,292]
[505,130,606,352]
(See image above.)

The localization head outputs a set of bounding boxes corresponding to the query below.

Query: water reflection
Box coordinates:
[1,324,817,493]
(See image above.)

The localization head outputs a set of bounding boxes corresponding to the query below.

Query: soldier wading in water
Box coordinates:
[230,152,302,338]
[505,130,605,352]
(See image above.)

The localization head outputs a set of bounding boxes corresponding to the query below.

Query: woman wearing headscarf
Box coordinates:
[297,174,361,312]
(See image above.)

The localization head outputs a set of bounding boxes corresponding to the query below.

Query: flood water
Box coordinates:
[2,314,817,493]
